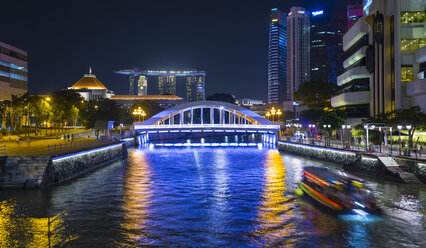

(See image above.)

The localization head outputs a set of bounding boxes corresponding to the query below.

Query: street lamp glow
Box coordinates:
[397,125,403,130]
[406,124,412,130]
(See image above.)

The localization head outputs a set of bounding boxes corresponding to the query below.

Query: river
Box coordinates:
[0,147,425,247]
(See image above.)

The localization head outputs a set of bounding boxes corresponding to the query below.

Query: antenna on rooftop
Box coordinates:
[89,66,92,74]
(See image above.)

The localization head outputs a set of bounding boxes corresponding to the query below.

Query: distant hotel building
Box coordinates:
[331,0,426,123]
[267,8,287,105]
[310,10,346,84]
[0,41,28,101]
[115,69,206,102]
[285,7,310,115]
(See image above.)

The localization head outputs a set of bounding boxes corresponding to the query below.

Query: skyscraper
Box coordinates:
[158,75,176,95]
[267,8,287,105]
[0,41,28,101]
[285,7,310,114]
[186,76,205,101]
[137,75,148,95]
[310,10,346,84]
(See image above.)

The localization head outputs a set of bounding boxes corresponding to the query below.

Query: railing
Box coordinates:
[135,124,280,130]
[48,139,119,157]
[0,144,5,156]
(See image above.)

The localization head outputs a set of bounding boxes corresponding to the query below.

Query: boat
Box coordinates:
[299,166,381,215]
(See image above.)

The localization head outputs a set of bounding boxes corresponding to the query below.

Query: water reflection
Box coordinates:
[117,150,153,247]
[252,149,296,247]
[0,199,74,247]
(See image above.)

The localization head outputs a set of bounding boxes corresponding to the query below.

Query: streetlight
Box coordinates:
[364,124,370,152]
[276,109,282,122]
[132,107,145,122]
[342,125,346,148]
[397,125,403,155]
[266,112,271,120]
[309,124,316,144]
[406,124,412,156]
[323,124,331,146]
[270,107,276,122]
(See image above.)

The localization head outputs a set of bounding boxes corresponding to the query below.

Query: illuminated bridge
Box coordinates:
[134,101,280,146]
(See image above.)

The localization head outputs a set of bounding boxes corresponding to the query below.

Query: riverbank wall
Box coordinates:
[277,141,424,183]
[0,142,128,189]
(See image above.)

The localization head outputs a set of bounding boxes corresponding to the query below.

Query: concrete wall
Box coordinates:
[0,143,127,189]
[277,141,402,181]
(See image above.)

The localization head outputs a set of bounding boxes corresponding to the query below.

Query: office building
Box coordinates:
[267,8,287,105]
[331,0,426,123]
[310,10,346,84]
[0,41,28,101]
[69,72,115,101]
[347,2,364,28]
[285,7,310,115]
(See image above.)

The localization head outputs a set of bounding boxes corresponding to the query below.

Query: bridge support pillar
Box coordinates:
[190,107,193,124]
[210,107,214,124]
[201,107,203,125]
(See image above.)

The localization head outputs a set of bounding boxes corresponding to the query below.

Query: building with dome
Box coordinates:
[69,73,115,101]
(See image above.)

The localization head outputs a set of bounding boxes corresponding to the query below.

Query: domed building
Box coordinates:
[69,72,114,101]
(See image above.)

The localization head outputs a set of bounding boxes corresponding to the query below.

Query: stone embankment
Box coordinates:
[0,142,129,189]
[277,141,424,184]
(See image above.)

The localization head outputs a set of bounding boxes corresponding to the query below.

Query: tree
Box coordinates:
[130,101,163,120]
[293,79,339,110]
[392,106,426,154]
[80,99,133,128]
[206,93,235,104]
[299,108,324,123]
[318,111,346,131]
[51,90,84,127]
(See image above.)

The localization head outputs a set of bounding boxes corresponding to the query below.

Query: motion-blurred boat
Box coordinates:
[299,166,381,215]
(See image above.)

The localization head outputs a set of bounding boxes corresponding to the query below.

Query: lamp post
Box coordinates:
[276,109,282,123]
[270,107,276,122]
[266,112,271,120]
[341,125,346,148]
[390,127,393,155]
[397,125,402,155]
[364,124,369,152]
[406,124,412,156]
[132,107,145,122]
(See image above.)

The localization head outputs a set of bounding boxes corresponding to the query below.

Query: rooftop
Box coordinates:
[111,95,184,100]
[70,74,107,90]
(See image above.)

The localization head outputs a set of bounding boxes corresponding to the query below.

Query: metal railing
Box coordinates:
[47,139,119,157]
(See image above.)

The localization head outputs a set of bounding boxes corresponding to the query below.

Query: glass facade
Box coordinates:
[401,65,413,82]
[267,8,287,104]
[310,10,346,84]
[158,76,176,95]
[400,11,425,23]
[401,39,426,51]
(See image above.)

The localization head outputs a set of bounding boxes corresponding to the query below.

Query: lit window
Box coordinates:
[401,39,426,51]
[400,11,425,23]
[401,65,413,82]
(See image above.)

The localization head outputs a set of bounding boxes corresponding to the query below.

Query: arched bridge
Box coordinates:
[134,101,280,144]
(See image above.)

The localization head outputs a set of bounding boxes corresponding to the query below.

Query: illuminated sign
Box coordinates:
[312,10,324,16]
[363,0,373,15]
[271,8,277,11]
[272,18,278,22]
[298,11,305,14]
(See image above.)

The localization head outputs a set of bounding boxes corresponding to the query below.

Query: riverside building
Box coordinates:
[69,72,115,101]
[0,41,28,101]
[331,0,426,123]
[285,7,310,116]
[267,8,287,105]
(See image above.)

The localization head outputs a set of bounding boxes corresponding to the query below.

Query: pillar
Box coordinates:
[201,107,203,125]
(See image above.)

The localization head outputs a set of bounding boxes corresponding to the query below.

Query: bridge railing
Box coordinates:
[135,124,280,129]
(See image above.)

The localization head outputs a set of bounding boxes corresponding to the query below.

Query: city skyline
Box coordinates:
[1,0,354,101]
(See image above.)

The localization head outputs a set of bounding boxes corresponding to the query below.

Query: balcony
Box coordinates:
[415,45,426,63]
[406,78,426,97]
[343,19,369,52]
[343,46,367,69]
[331,91,370,108]
[337,66,370,86]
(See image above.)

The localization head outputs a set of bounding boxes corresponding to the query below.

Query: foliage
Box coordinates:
[80,99,132,128]
[130,101,164,120]
[51,89,84,125]
[279,111,294,122]
[206,93,235,104]
[299,108,324,123]
[293,79,339,109]
[318,111,346,131]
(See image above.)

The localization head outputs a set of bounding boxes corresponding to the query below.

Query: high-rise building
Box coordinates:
[331,0,426,123]
[158,75,176,95]
[137,75,148,95]
[310,10,346,84]
[267,8,287,105]
[0,41,28,101]
[347,2,364,29]
[285,7,310,114]
[186,76,205,101]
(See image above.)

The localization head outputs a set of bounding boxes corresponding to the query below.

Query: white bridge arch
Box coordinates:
[134,101,280,144]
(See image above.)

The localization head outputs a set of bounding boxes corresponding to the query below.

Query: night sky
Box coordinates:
[2,0,353,101]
